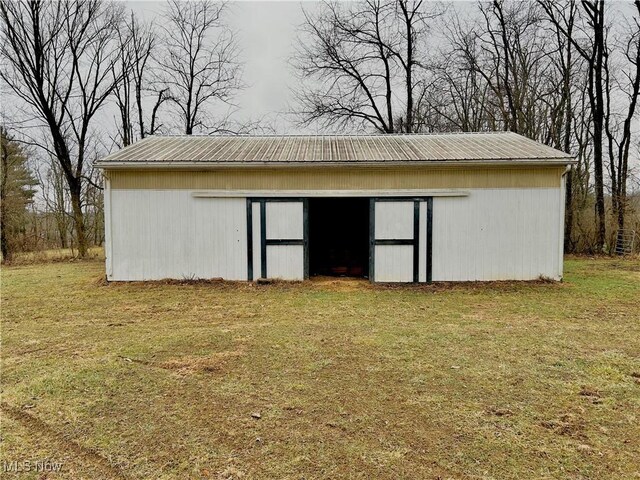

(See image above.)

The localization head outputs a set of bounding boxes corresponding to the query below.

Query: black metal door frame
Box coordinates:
[246,198,309,281]
[369,197,433,283]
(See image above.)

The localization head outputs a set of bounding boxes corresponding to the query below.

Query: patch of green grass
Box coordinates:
[1,256,639,479]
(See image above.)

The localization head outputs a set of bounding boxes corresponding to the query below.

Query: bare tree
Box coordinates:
[158,0,242,135]
[404,0,578,140]
[394,1,444,131]
[1,0,124,257]
[112,23,135,147]
[293,0,442,133]
[427,1,585,140]
[473,1,558,138]
[539,0,609,252]
[37,161,73,250]
[295,1,396,133]
[112,11,167,147]
[539,0,580,251]
[422,0,603,251]
[604,0,640,242]
[425,10,504,132]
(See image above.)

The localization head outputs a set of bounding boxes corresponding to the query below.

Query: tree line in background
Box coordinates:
[295,0,640,254]
[0,0,246,260]
[1,0,639,262]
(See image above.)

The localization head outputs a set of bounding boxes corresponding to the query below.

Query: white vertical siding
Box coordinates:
[251,202,261,281]
[374,245,413,282]
[374,201,414,239]
[265,202,303,239]
[418,201,428,282]
[104,175,113,278]
[267,245,304,280]
[106,186,565,283]
[109,190,247,281]
[431,188,562,281]
[557,173,567,279]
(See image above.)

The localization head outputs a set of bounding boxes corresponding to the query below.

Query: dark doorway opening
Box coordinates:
[309,198,369,278]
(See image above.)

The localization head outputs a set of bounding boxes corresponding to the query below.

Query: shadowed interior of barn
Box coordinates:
[309,198,369,278]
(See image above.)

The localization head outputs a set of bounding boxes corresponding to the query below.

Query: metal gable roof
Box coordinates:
[97,132,575,168]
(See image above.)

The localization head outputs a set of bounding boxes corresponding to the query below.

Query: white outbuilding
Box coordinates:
[97,132,575,282]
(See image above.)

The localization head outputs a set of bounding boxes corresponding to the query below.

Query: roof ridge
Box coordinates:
[97,132,575,166]
[154,131,512,138]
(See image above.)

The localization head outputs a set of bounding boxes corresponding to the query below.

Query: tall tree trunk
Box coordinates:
[562,6,574,253]
[578,65,606,251]
[405,43,413,132]
[0,135,9,263]
[586,0,607,252]
[400,1,414,132]
[564,168,574,252]
[58,218,68,249]
[614,0,640,236]
[592,117,606,252]
[69,180,88,257]
[137,83,145,139]
[493,1,518,133]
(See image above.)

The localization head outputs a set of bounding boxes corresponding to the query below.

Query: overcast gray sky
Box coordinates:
[130,1,314,133]
[6,1,637,140]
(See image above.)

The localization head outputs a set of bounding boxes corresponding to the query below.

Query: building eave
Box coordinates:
[96,158,576,170]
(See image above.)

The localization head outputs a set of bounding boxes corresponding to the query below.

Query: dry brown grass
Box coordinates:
[3,247,104,266]
[1,257,639,479]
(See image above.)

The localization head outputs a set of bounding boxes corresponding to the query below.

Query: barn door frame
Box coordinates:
[369,197,433,283]
[246,197,309,281]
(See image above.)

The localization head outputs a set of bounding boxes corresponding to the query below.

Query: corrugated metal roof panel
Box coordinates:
[97,132,575,167]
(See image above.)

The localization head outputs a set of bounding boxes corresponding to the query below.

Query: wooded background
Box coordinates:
[1,0,639,262]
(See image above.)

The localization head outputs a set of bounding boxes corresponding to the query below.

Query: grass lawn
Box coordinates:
[1,257,639,479]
